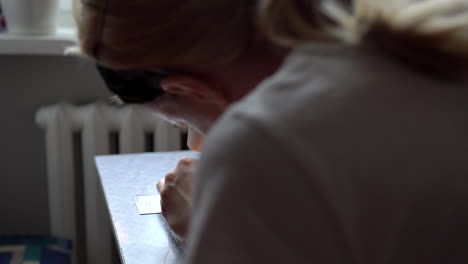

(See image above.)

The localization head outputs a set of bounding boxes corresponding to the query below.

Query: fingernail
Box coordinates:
[156,178,165,192]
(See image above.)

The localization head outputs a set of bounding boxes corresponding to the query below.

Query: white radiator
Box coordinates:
[35,102,183,264]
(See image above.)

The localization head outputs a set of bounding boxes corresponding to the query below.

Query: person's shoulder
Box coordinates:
[199,108,277,169]
[228,43,367,118]
[195,107,300,195]
[228,41,468,131]
[197,44,370,170]
[214,42,468,172]
[218,43,362,140]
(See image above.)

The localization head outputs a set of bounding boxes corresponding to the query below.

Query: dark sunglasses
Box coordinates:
[96,64,170,104]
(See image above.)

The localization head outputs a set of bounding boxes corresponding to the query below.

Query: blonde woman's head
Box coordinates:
[75,0,468,79]
[74,0,292,135]
[73,0,468,143]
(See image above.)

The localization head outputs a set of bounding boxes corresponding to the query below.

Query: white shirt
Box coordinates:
[185,43,468,264]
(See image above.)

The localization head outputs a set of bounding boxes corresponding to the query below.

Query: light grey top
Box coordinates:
[96,151,198,264]
[185,44,468,263]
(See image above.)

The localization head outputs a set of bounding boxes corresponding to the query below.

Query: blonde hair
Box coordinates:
[74,0,257,69]
[259,0,468,79]
[74,0,468,78]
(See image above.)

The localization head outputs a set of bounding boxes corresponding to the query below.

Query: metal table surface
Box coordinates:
[96,151,199,264]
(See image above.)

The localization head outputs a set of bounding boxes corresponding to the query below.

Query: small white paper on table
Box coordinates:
[134,195,162,215]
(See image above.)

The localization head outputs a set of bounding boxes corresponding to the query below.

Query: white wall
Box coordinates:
[0,55,109,235]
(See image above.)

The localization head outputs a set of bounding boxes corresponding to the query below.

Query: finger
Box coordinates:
[175,157,198,178]
[165,171,177,183]
[156,178,165,192]
[160,184,190,238]
[174,158,197,194]
[177,157,198,168]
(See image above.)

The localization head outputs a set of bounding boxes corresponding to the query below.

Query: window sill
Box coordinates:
[0,27,77,56]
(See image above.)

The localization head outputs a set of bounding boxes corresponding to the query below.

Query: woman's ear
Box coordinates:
[161,76,227,105]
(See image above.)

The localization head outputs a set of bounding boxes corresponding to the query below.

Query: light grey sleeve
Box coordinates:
[184,113,354,264]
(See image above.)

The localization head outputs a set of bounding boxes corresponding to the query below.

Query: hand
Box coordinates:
[156,157,198,240]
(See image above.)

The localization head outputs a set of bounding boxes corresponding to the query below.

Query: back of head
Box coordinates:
[75,0,257,69]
